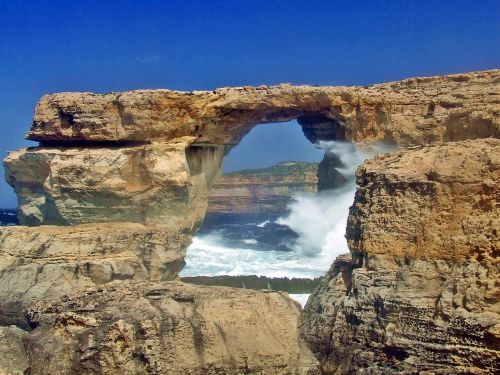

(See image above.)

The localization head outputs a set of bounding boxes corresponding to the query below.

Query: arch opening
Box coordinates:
[181,119,367,304]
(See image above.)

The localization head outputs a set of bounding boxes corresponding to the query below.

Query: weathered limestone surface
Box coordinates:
[4,139,224,227]
[1,70,499,375]
[0,223,189,327]
[23,281,317,375]
[0,325,29,375]
[27,70,499,146]
[301,139,500,374]
[347,138,499,262]
[8,70,499,228]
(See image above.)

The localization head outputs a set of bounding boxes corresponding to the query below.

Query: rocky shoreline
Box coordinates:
[0,69,498,374]
[181,275,322,294]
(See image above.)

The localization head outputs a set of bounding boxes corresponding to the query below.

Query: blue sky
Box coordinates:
[0,0,499,207]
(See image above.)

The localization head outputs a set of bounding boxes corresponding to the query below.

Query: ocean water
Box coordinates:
[181,185,354,279]
[182,141,396,281]
[181,228,331,278]
[0,209,17,226]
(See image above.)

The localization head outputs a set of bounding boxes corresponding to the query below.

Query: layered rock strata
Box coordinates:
[4,138,224,227]
[301,139,500,374]
[208,161,318,214]
[0,223,189,327]
[27,70,499,146]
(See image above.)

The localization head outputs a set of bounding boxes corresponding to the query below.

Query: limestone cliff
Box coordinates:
[301,139,500,374]
[4,139,224,228]
[6,281,318,374]
[0,223,189,327]
[208,161,318,214]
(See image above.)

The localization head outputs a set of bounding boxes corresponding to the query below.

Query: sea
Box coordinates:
[0,209,17,226]
[181,141,396,306]
[179,181,357,307]
[181,213,348,278]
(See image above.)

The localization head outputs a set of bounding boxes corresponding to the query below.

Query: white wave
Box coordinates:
[276,186,354,262]
[289,293,310,308]
[242,238,258,245]
[180,234,327,279]
[276,141,397,266]
[256,220,270,228]
[182,141,397,279]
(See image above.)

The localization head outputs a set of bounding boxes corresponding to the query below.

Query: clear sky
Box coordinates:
[0,0,499,207]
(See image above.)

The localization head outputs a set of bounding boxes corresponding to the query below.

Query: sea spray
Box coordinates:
[276,186,354,258]
[276,141,397,265]
[182,141,397,279]
[181,233,329,278]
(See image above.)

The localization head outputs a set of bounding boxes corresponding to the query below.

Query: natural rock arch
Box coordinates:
[7,70,499,229]
[1,69,499,374]
[27,70,499,146]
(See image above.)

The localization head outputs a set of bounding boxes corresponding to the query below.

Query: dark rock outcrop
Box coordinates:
[317,152,347,191]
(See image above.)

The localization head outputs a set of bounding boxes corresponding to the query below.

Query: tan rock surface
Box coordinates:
[347,138,499,262]
[24,281,318,374]
[301,254,499,374]
[27,70,499,146]
[4,139,224,227]
[301,139,500,374]
[0,223,189,327]
[0,325,29,375]
[1,71,499,375]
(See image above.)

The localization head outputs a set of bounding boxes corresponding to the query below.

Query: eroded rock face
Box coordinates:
[0,325,29,375]
[347,138,499,262]
[4,139,224,227]
[0,223,189,327]
[1,70,499,375]
[24,281,318,375]
[27,70,499,146]
[301,139,500,374]
[302,254,499,374]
